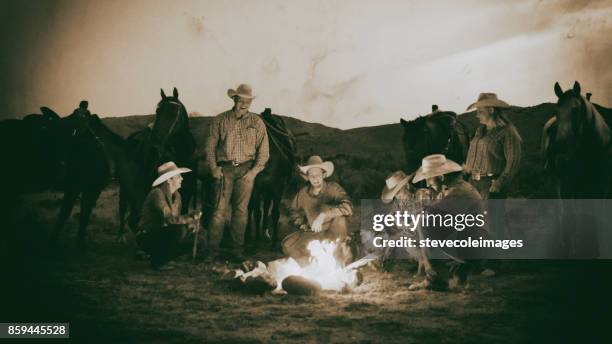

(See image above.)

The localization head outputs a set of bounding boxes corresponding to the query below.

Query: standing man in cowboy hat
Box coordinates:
[205,84,269,261]
[284,155,353,265]
[409,154,486,290]
[464,93,522,199]
[136,161,201,269]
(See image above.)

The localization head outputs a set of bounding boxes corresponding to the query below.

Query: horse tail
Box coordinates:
[542,116,557,172]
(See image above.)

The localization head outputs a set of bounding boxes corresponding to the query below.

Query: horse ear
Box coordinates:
[554,82,563,99]
[572,81,581,95]
[173,87,179,99]
[160,89,167,100]
[40,106,60,119]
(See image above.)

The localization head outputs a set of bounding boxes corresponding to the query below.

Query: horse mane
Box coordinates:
[89,115,129,148]
[582,96,611,147]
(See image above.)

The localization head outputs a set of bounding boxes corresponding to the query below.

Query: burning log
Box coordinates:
[282,275,322,295]
[227,240,374,295]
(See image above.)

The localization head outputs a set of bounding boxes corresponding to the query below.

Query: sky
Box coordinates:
[1,0,611,129]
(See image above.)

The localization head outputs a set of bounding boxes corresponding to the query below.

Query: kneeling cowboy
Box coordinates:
[136,162,201,269]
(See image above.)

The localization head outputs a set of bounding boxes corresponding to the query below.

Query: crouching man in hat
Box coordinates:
[136,162,201,270]
[283,156,353,265]
[409,154,487,291]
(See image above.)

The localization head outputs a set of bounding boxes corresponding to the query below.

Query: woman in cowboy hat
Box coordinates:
[464,93,522,199]
[283,155,353,265]
[409,154,486,290]
[137,161,201,269]
[205,83,269,262]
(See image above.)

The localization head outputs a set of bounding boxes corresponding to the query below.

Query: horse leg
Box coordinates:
[180,173,197,214]
[77,188,103,249]
[270,192,283,246]
[118,186,128,243]
[52,190,79,241]
[254,199,264,244]
[262,197,273,241]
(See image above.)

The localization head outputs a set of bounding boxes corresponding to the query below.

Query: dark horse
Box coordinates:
[0,107,73,195]
[118,88,198,239]
[542,81,612,257]
[51,105,142,248]
[400,110,470,174]
[246,108,297,249]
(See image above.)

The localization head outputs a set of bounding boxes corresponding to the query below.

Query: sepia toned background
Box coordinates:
[1,0,611,128]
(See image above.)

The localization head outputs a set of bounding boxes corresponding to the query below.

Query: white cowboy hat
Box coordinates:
[298,155,334,179]
[466,93,510,111]
[152,161,192,187]
[381,170,412,204]
[227,84,256,99]
[412,154,462,183]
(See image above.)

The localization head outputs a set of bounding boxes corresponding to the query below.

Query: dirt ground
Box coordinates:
[2,187,611,343]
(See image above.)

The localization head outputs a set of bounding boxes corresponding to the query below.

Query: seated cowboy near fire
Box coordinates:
[409,154,486,291]
[283,156,353,265]
[368,170,435,272]
[136,162,201,270]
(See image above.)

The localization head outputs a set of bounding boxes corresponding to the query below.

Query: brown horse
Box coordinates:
[118,88,198,240]
[51,106,142,249]
[0,107,72,194]
[400,110,470,174]
[246,108,297,249]
[542,81,612,257]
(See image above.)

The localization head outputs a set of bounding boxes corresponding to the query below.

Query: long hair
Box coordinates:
[492,108,522,141]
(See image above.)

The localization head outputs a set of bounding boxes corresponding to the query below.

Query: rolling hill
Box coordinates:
[101,103,557,198]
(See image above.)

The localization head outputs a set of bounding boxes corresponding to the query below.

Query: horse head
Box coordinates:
[553,81,611,152]
[261,108,297,165]
[553,81,585,146]
[152,87,188,147]
[400,111,459,173]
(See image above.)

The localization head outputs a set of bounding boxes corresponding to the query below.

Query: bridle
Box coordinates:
[153,99,184,161]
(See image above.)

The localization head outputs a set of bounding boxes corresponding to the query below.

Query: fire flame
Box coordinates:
[269,240,357,292]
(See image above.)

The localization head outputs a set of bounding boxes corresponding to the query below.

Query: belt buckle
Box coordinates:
[473,171,481,181]
[232,161,239,167]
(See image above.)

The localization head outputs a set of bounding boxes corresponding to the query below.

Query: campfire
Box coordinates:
[233,240,375,295]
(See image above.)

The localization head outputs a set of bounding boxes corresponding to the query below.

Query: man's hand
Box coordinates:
[242,170,258,182]
[212,167,223,179]
[311,213,327,233]
[489,180,501,193]
[187,211,202,232]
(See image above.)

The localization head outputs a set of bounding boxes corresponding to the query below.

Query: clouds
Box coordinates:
[0,0,610,128]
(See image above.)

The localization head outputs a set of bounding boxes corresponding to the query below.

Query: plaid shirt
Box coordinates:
[290,181,353,230]
[464,124,522,190]
[137,187,182,233]
[206,110,269,174]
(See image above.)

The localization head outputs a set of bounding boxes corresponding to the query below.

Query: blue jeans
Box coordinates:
[207,163,255,254]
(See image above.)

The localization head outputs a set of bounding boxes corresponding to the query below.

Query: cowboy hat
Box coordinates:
[412,154,462,183]
[466,93,510,111]
[381,170,412,204]
[152,161,192,187]
[298,155,334,179]
[227,84,256,99]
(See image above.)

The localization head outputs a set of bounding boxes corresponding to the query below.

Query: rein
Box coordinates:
[265,121,296,165]
[153,100,184,162]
